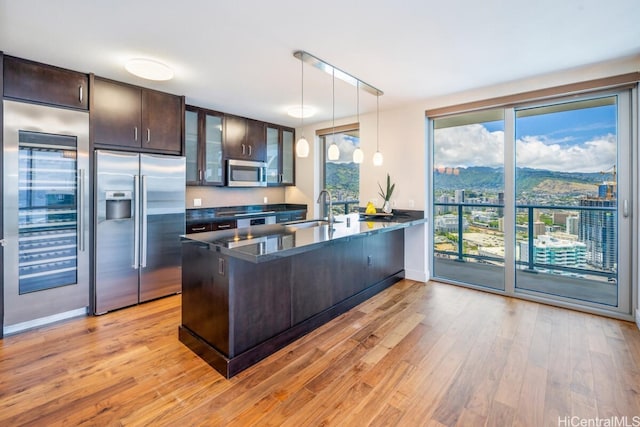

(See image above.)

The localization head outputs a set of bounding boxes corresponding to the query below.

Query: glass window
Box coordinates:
[320,128,360,216]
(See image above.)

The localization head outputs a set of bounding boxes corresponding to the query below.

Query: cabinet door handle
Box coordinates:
[199,169,203,181]
[218,224,231,229]
[218,258,225,276]
[146,128,151,143]
[134,127,138,141]
[248,145,252,156]
[79,85,83,103]
[242,144,246,155]
[192,226,206,232]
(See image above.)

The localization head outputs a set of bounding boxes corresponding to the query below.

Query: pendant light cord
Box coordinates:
[300,59,304,129]
[356,81,360,123]
[332,68,335,139]
[376,94,379,151]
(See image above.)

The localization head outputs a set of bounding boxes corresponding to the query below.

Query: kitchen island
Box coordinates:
[178,211,425,378]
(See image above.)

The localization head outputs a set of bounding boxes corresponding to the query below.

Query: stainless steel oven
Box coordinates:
[227,159,267,187]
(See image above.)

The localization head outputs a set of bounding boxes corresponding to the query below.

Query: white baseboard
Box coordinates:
[636,309,640,331]
[405,269,429,282]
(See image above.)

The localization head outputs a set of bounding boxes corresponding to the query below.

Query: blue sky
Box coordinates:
[434,103,617,173]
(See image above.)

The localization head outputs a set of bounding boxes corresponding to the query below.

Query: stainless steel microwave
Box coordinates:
[227,159,267,187]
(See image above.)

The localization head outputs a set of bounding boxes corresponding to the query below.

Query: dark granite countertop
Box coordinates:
[181,210,426,263]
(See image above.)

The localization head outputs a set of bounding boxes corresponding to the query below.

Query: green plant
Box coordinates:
[378,173,395,202]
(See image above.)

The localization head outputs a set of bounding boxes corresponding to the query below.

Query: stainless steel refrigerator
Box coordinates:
[94,150,185,314]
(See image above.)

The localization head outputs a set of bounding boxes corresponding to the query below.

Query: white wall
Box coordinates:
[286,55,640,297]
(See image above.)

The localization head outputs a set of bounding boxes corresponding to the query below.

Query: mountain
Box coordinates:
[434,166,605,194]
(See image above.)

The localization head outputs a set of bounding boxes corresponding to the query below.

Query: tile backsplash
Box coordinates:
[185,186,286,208]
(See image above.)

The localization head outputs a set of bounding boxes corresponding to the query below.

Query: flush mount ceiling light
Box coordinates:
[287,106,316,119]
[125,58,174,81]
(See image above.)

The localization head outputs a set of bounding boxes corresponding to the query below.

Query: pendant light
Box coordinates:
[327,69,340,161]
[295,58,310,157]
[372,94,384,166]
[352,81,364,164]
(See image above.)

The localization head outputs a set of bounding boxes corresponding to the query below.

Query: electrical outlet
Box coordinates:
[263,196,268,204]
[408,199,415,208]
[193,198,202,207]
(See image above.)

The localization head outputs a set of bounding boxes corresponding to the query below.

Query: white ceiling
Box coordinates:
[1,0,639,127]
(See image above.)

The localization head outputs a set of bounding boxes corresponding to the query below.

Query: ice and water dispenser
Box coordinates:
[105,191,132,220]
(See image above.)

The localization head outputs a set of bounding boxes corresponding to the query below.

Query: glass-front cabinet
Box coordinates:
[266,124,295,186]
[185,105,224,186]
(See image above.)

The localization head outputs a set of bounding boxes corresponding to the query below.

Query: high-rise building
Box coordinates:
[437,194,450,215]
[579,198,616,271]
[454,189,465,204]
[519,235,587,271]
[566,216,579,235]
[533,221,546,237]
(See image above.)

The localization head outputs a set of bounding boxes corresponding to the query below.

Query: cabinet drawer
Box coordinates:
[275,213,291,223]
[186,223,212,234]
[4,56,88,110]
[290,211,306,221]
[213,220,237,231]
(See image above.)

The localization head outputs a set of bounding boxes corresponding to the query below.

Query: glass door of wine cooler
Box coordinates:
[3,100,89,334]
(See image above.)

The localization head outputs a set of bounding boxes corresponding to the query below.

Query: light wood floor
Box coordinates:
[1,280,640,426]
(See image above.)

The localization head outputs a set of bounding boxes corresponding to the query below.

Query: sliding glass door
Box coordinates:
[432,109,505,291]
[514,94,631,312]
[431,89,633,315]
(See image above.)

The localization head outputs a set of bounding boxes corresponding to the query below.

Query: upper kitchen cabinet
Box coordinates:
[266,125,295,186]
[92,77,183,153]
[3,55,88,110]
[185,105,224,186]
[224,114,266,162]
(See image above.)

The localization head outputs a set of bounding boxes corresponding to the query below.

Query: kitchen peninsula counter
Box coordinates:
[179,211,425,378]
[181,211,425,263]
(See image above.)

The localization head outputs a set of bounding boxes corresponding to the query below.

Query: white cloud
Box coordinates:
[327,134,358,164]
[434,124,504,168]
[434,124,616,173]
[515,134,616,173]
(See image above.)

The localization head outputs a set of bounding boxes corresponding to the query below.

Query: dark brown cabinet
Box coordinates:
[180,227,405,377]
[92,77,182,153]
[224,115,266,161]
[181,242,291,358]
[3,56,88,110]
[266,125,295,186]
[185,106,224,186]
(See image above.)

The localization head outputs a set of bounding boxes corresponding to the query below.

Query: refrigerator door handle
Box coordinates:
[133,175,140,269]
[141,175,148,268]
[77,169,85,252]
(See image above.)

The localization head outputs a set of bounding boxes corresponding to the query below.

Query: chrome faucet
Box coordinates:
[317,189,334,224]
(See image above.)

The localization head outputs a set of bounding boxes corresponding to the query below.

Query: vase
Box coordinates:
[382,200,392,214]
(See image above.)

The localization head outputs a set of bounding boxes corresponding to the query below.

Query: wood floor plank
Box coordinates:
[1,280,639,426]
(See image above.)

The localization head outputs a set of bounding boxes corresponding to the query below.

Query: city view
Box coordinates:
[433,166,617,276]
[432,97,619,306]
